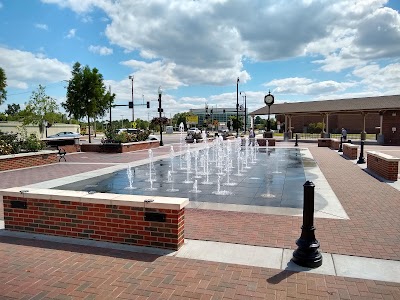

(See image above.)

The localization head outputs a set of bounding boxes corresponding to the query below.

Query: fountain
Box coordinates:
[125,164,137,190]
[170,145,176,173]
[190,179,201,193]
[212,175,232,195]
[166,170,179,192]
[183,149,193,183]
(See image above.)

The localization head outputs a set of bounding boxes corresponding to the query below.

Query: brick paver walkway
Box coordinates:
[185,146,400,260]
[1,142,400,299]
[1,236,399,300]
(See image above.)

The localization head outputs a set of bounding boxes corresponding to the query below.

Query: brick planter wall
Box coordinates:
[318,138,331,147]
[343,143,358,160]
[81,141,159,153]
[367,151,400,181]
[1,189,188,250]
[58,144,80,153]
[256,138,276,146]
[330,139,340,150]
[0,151,58,171]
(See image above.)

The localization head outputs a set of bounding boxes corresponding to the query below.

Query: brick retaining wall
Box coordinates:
[330,139,340,150]
[256,138,276,146]
[1,188,188,250]
[81,141,159,153]
[343,143,358,160]
[0,151,58,172]
[367,151,400,181]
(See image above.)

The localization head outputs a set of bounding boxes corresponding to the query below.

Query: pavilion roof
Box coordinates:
[250,95,400,116]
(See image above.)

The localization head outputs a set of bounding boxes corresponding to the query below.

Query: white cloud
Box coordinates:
[352,63,400,94]
[35,23,48,30]
[88,45,113,56]
[41,0,104,14]
[266,77,356,95]
[65,28,76,39]
[0,47,71,89]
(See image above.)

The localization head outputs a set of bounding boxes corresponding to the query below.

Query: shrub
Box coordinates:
[0,140,13,155]
[103,129,150,144]
[22,133,45,152]
[0,131,21,154]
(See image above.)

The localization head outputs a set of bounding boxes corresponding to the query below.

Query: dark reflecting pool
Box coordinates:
[55,148,318,209]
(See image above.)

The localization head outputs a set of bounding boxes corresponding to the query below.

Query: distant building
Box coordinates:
[189,107,249,130]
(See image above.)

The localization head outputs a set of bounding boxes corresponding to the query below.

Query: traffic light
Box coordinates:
[129,101,133,108]
[210,109,213,114]
[146,101,150,108]
[223,109,226,113]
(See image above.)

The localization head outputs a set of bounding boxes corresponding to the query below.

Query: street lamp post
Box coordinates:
[240,91,247,133]
[236,77,240,137]
[158,86,164,146]
[129,75,134,123]
[264,91,275,135]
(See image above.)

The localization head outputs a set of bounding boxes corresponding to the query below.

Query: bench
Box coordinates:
[46,145,66,162]
[57,148,67,162]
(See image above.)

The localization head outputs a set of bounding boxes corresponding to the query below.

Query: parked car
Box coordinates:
[115,128,142,135]
[188,127,201,134]
[147,134,159,141]
[47,131,80,138]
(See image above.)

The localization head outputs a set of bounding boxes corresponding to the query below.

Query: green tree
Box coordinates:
[5,103,21,116]
[135,118,149,130]
[172,111,194,129]
[0,67,7,105]
[63,62,115,143]
[22,85,59,138]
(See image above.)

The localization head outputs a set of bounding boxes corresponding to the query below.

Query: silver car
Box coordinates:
[47,131,80,138]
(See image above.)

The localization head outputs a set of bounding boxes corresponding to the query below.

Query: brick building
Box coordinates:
[250,95,400,145]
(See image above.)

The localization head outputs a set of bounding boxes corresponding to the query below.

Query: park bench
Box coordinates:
[57,148,66,162]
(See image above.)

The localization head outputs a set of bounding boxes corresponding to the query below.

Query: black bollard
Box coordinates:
[294,134,298,147]
[292,181,323,268]
[357,140,366,164]
[338,136,343,152]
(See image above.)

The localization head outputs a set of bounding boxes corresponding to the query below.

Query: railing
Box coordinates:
[296,133,376,140]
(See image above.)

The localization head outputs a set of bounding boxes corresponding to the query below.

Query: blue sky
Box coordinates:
[0,0,399,122]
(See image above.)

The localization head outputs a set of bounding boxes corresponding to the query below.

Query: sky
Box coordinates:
[0,0,399,122]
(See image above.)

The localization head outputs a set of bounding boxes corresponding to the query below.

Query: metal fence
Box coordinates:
[296,133,376,140]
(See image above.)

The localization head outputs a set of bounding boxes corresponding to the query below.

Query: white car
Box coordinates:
[147,134,159,141]
[188,127,201,134]
[47,131,80,138]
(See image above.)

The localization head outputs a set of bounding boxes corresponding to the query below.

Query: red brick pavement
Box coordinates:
[185,146,400,261]
[0,236,399,300]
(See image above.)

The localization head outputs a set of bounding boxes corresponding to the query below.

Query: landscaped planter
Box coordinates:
[0,150,58,171]
[81,140,159,153]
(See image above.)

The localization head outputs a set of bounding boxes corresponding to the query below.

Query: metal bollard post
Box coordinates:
[357,140,366,164]
[292,181,323,268]
[338,136,343,152]
[294,134,298,147]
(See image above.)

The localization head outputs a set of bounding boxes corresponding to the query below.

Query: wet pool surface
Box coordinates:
[55,148,321,209]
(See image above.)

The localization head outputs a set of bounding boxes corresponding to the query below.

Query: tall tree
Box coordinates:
[0,67,7,105]
[63,62,115,143]
[22,85,59,138]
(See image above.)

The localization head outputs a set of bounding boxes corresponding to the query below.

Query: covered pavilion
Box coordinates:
[249,94,400,145]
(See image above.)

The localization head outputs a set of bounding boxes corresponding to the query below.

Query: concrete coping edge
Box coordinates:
[0,187,189,210]
[0,150,58,160]
[367,151,400,162]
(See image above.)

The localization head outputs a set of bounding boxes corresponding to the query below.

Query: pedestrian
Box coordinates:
[341,128,347,141]
[248,128,255,146]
